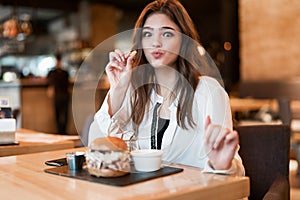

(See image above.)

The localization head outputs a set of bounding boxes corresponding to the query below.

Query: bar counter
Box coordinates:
[0,129,80,157]
[0,147,250,200]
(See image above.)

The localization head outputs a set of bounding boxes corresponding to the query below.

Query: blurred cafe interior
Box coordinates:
[0,0,300,199]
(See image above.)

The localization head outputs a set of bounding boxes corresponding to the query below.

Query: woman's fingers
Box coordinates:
[204,115,238,150]
[204,115,211,130]
[109,51,120,63]
[106,61,123,71]
[205,124,221,149]
[108,49,137,71]
[107,53,125,73]
[213,128,230,149]
[210,128,238,150]
[225,130,239,146]
[106,49,137,89]
[203,115,211,142]
[113,49,125,62]
[125,50,137,71]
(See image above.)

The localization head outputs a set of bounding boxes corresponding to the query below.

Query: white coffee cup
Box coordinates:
[130,149,163,172]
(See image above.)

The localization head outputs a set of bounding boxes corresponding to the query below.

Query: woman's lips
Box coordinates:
[151,51,163,58]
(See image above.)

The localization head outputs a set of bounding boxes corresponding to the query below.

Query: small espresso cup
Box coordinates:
[66,152,85,170]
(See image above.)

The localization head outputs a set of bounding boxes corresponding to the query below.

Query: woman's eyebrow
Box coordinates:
[142,26,153,31]
[160,26,176,31]
[142,26,176,31]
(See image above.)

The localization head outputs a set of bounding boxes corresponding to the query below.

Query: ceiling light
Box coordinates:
[1,7,32,40]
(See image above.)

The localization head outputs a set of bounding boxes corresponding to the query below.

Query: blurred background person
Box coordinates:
[47,53,70,134]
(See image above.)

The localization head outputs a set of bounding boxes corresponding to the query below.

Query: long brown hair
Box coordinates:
[130,0,201,129]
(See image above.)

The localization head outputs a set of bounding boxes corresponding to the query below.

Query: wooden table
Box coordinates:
[0,148,250,200]
[230,97,300,120]
[230,97,278,114]
[16,128,82,147]
[0,129,81,157]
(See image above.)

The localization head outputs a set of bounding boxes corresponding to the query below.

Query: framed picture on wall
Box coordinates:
[0,96,10,107]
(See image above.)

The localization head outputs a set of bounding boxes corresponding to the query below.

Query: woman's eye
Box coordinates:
[163,32,174,37]
[142,32,152,37]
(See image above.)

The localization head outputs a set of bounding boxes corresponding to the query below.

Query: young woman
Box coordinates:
[88,0,244,175]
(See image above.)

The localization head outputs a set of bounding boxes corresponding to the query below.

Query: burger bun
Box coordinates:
[86,136,130,178]
[87,168,128,178]
[90,136,128,151]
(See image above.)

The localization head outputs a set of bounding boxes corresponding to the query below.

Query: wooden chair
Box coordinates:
[238,80,300,174]
[235,124,290,200]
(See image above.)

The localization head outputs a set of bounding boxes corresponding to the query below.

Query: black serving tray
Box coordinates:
[44,165,183,187]
[0,141,19,146]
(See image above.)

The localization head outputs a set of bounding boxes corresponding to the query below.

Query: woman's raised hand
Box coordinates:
[105,49,137,90]
[203,116,239,170]
[105,49,137,115]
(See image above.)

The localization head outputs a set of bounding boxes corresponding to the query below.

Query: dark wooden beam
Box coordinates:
[0,0,80,11]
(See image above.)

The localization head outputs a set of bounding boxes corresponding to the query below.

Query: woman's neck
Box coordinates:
[154,67,177,98]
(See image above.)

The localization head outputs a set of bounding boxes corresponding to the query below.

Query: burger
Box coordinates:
[85,136,131,177]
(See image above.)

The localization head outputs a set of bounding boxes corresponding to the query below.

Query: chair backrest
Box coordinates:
[238,81,299,126]
[238,80,300,100]
[235,124,290,200]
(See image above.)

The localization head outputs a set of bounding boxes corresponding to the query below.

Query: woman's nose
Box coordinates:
[152,34,162,47]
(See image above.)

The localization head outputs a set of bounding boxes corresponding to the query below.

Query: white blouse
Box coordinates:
[88,76,245,176]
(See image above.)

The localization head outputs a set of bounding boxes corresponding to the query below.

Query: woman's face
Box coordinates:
[141,13,182,69]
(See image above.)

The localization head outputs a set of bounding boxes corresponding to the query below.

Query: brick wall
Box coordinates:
[239,0,300,81]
